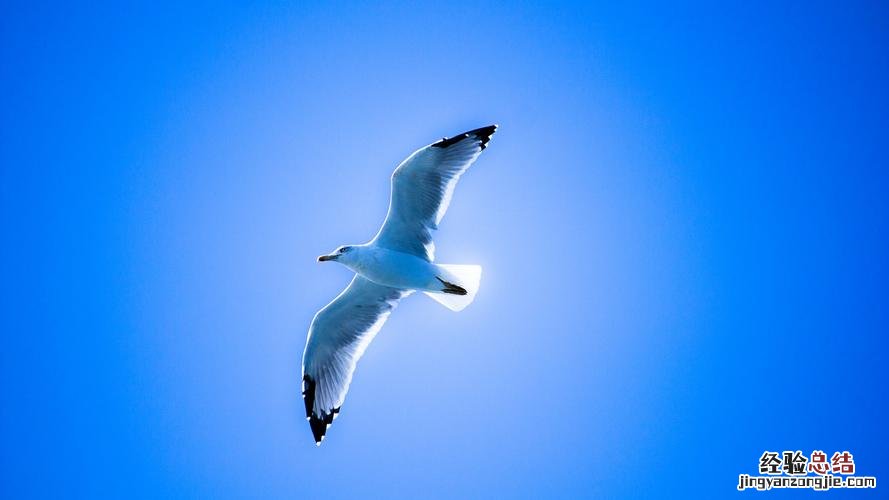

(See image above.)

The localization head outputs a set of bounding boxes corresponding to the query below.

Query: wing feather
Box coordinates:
[371,125,497,260]
[301,275,411,444]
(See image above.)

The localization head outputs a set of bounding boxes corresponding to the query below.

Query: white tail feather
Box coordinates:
[424,264,482,312]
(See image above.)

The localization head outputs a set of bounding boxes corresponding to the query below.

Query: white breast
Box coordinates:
[351,246,439,291]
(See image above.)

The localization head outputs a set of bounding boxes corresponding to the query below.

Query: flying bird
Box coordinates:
[301,125,497,445]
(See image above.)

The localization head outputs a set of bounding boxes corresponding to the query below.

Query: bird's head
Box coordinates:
[317,245,354,263]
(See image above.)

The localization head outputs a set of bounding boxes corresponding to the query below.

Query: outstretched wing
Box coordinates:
[301,275,411,445]
[371,125,497,261]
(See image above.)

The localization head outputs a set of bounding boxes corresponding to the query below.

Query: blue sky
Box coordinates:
[2,1,888,498]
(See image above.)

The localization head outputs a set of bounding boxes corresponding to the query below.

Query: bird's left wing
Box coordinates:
[371,125,497,261]
[301,275,411,445]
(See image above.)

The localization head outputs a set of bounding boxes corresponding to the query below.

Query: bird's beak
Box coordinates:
[317,254,336,262]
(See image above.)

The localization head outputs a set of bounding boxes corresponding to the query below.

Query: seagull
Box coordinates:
[301,125,497,445]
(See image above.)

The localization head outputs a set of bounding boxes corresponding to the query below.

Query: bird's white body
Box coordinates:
[337,245,441,291]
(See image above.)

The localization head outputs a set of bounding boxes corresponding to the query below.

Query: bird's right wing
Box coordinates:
[301,275,411,445]
[371,125,497,261]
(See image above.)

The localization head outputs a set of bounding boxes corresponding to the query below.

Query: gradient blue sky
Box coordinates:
[2,1,888,498]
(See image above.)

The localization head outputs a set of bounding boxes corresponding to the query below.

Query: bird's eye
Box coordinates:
[339,247,348,253]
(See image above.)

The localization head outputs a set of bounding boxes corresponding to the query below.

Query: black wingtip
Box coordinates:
[308,407,340,445]
[432,124,498,150]
[302,374,316,419]
[473,124,498,150]
[303,374,340,446]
